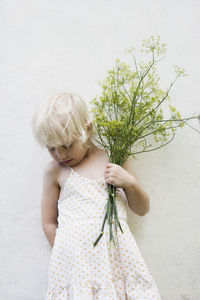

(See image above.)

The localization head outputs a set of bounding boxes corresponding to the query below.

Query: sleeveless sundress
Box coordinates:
[45,167,161,299]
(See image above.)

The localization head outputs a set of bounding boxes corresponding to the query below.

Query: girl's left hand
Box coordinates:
[105,162,136,188]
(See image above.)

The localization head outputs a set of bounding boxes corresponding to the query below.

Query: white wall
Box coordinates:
[0,0,200,299]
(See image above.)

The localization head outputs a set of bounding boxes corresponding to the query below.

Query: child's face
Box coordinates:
[47,139,91,167]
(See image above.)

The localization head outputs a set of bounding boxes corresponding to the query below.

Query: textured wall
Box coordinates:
[0,0,200,299]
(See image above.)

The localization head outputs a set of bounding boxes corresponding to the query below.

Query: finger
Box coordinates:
[106,163,113,167]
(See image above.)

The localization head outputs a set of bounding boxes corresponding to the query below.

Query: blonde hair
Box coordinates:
[31,91,95,149]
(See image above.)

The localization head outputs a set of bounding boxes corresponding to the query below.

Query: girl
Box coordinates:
[32,92,161,299]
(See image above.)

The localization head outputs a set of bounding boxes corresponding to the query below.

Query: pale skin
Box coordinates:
[41,123,150,247]
[105,162,150,216]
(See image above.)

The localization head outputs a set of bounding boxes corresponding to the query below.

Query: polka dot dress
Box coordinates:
[45,167,161,299]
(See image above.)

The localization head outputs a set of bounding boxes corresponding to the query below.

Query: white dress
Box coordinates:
[45,167,161,299]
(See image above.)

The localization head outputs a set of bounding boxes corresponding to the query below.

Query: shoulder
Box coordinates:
[43,160,61,184]
[43,160,60,173]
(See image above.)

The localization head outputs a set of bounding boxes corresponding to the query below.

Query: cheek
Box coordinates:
[49,152,59,161]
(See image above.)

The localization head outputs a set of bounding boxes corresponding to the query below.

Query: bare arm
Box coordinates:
[105,158,150,216]
[44,223,59,248]
[41,161,60,247]
[122,158,150,216]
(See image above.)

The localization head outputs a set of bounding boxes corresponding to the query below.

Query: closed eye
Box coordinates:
[48,143,73,151]
[64,143,73,149]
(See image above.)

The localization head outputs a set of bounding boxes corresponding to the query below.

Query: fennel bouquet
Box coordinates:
[90,35,200,247]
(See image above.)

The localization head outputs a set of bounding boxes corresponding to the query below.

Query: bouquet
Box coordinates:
[90,35,200,247]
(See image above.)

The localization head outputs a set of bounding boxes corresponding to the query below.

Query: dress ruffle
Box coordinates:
[45,275,161,299]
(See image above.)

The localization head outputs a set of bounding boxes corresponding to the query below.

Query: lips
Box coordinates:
[63,159,73,164]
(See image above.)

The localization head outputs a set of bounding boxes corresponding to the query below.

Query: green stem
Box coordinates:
[93,183,124,247]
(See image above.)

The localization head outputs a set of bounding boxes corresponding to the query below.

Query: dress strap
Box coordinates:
[69,166,105,182]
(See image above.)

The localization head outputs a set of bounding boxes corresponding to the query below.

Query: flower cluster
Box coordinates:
[90,35,200,247]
